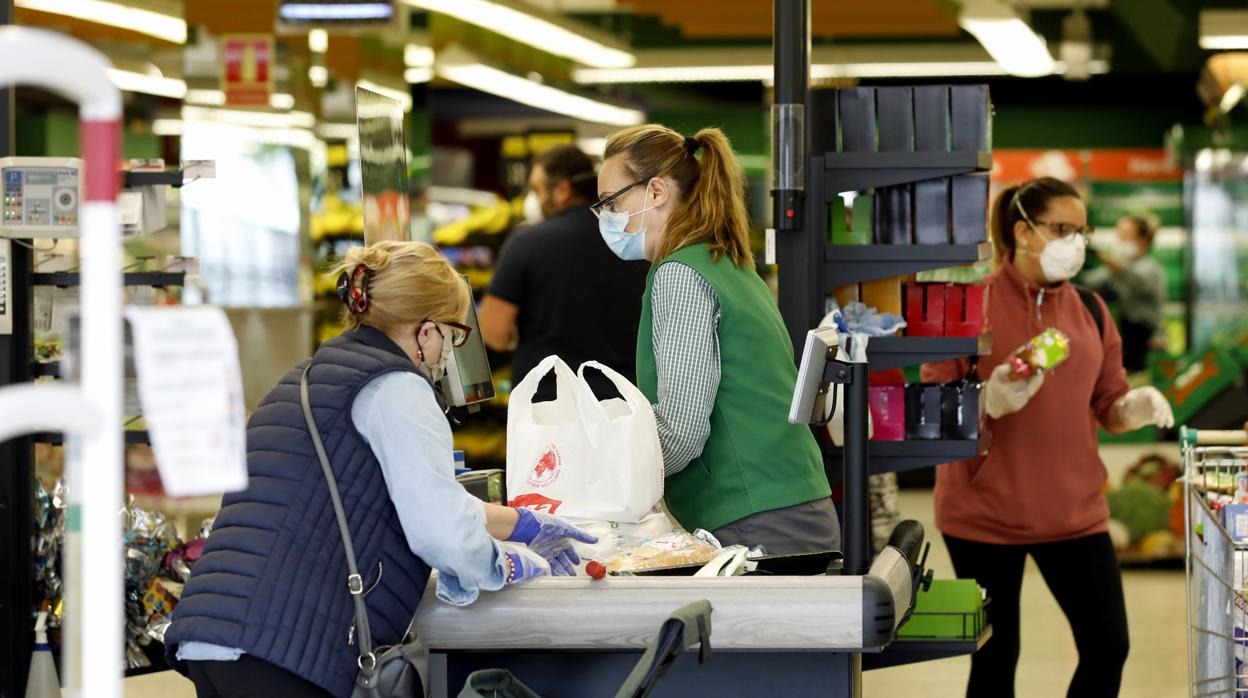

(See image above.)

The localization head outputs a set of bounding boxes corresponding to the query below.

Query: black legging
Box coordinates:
[944,532,1129,698]
[186,656,330,698]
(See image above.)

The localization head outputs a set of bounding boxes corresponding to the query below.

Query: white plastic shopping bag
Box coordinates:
[506,356,664,523]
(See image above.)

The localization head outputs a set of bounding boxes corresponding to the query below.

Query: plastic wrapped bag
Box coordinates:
[601,531,720,574]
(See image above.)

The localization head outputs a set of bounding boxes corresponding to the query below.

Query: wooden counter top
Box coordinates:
[412,575,868,651]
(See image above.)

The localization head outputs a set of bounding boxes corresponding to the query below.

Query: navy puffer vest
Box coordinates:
[166,326,433,697]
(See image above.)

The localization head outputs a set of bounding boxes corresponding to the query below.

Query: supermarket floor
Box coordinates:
[125,447,1187,698]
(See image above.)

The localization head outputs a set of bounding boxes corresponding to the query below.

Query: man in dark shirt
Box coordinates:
[480,145,650,398]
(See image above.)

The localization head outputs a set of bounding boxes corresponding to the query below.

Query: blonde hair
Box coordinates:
[604,124,753,269]
[335,241,470,334]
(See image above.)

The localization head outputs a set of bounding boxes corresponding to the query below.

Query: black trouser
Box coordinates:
[1119,318,1156,373]
[944,532,1129,698]
[186,656,331,698]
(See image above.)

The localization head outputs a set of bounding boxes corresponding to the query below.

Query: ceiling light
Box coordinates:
[152,119,183,136]
[309,66,329,88]
[1200,10,1248,50]
[437,61,643,126]
[308,28,329,54]
[182,105,317,130]
[401,0,633,69]
[107,68,187,98]
[317,122,360,140]
[958,0,1055,77]
[16,0,187,43]
[576,136,607,157]
[357,79,413,111]
[185,89,296,110]
[404,67,433,84]
[279,2,393,21]
[405,43,435,67]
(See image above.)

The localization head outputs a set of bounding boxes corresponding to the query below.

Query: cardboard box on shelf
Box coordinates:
[946,284,986,337]
[861,276,903,317]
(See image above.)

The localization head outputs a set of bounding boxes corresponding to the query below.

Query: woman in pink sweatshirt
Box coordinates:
[922,177,1174,698]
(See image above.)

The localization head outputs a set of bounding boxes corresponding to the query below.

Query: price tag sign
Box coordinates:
[127,306,248,496]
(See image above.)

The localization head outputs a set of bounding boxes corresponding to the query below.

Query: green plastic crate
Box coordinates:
[896,579,985,640]
[1158,348,1243,427]
[829,195,872,245]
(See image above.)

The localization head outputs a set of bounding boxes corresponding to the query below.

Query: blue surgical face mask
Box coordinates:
[598,188,654,261]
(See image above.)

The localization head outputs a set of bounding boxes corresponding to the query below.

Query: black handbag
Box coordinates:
[300,365,430,698]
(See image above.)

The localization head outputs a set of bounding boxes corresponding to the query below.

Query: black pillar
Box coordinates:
[841,361,871,576]
[0,3,34,696]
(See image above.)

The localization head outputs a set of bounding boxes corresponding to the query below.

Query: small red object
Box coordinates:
[586,560,606,580]
[786,209,794,218]
[904,284,946,337]
[945,284,986,337]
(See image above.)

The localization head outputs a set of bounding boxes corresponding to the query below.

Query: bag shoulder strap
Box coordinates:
[1074,284,1105,340]
[300,364,378,672]
[614,600,713,698]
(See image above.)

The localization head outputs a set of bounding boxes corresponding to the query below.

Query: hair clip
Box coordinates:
[336,265,372,314]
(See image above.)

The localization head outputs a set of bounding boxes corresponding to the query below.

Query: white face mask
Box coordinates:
[522,190,544,223]
[419,325,455,382]
[1023,233,1087,283]
[1116,238,1142,261]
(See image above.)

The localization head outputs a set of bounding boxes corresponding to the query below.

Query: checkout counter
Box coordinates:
[430,330,989,697]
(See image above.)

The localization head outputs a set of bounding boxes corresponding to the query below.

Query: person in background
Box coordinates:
[922,178,1174,698]
[1084,213,1168,372]
[479,145,650,398]
[165,241,594,698]
[595,124,838,555]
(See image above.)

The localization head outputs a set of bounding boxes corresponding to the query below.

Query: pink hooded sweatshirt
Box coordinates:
[921,258,1131,545]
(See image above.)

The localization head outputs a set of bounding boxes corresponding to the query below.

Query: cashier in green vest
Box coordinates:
[593,123,839,555]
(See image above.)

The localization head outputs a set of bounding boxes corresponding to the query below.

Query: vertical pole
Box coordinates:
[0,2,33,696]
[842,360,871,576]
[773,0,818,358]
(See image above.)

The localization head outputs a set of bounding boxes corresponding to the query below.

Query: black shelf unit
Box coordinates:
[824,243,988,288]
[852,336,981,372]
[823,439,979,481]
[33,271,186,288]
[820,150,992,195]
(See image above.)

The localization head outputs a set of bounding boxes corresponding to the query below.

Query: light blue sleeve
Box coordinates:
[352,371,508,606]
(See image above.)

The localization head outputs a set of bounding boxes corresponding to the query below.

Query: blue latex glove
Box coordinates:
[508,508,598,577]
[499,542,550,585]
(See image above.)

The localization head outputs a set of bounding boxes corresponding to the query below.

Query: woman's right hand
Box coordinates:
[499,542,551,585]
[984,363,1045,419]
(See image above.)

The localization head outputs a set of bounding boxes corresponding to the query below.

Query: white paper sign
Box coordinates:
[126,306,248,496]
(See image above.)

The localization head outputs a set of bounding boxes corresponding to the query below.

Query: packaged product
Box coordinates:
[1008,328,1070,379]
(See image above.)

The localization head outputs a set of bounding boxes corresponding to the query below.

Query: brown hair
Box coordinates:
[604,124,753,269]
[1123,213,1158,247]
[335,241,470,334]
[534,144,597,202]
[990,176,1082,267]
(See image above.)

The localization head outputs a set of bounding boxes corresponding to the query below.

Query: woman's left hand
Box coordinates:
[1113,386,1175,431]
[507,508,599,576]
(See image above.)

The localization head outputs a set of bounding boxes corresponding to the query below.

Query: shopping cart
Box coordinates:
[1184,424,1248,697]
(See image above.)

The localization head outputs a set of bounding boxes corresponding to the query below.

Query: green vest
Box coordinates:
[637,244,831,533]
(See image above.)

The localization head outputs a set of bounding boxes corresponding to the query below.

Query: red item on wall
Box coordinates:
[946,284,985,337]
[905,283,946,336]
[868,385,906,441]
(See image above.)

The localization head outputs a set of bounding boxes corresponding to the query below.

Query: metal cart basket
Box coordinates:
[1184,426,1248,697]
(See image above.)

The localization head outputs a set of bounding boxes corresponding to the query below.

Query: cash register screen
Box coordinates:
[440,286,496,407]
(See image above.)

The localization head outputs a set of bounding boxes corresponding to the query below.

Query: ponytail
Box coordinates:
[604,124,753,269]
[990,176,1081,268]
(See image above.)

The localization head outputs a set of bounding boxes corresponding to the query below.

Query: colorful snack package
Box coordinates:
[1008,328,1070,379]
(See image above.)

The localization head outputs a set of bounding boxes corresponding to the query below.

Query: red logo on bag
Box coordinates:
[527,445,561,488]
[508,493,563,514]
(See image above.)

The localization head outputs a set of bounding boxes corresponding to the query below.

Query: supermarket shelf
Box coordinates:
[35,430,150,445]
[821,150,992,194]
[862,336,980,372]
[864,627,993,671]
[33,271,186,288]
[824,243,988,288]
[824,439,978,480]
